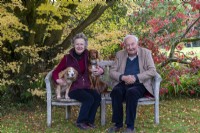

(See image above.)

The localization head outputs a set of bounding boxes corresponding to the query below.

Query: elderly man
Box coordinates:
[108,35,156,133]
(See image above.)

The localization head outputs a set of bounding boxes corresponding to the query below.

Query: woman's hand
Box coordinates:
[56,78,67,86]
[93,66,104,76]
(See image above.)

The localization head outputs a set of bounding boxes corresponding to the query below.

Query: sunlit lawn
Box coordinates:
[160,47,200,59]
[181,47,200,58]
[1,97,200,133]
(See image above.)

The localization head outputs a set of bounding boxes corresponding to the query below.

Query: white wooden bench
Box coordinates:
[45,60,162,127]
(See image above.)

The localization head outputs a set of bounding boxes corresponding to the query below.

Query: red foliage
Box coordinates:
[147,18,165,33]
[176,12,188,19]
[186,30,198,38]
[188,51,195,55]
[175,76,181,85]
[172,18,176,23]
[131,1,200,96]
[176,44,184,50]
[189,0,200,10]
[189,90,195,95]
[151,1,159,9]
[164,45,170,51]
[173,6,177,11]
[160,88,168,95]
[120,42,124,49]
[190,57,200,70]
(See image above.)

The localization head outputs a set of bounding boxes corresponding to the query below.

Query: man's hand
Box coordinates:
[121,75,136,85]
[56,78,67,86]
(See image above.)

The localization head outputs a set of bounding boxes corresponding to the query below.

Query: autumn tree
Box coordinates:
[0,0,116,101]
[127,0,200,95]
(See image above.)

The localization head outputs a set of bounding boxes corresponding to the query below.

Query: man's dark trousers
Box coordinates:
[110,82,147,129]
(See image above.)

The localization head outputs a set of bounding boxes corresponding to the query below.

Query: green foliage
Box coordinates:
[179,72,200,96]
[86,2,129,59]
[100,43,122,59]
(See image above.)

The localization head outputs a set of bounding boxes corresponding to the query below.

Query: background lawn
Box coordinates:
[181,47,200,59]
[160,47,200,59]
[1,97,200,133]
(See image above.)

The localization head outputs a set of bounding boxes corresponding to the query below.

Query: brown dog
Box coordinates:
[88,49,108,94]
[55,67,78,99]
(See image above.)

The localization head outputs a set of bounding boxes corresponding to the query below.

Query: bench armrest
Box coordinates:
[153,72,162,99]
[45,70,53,101]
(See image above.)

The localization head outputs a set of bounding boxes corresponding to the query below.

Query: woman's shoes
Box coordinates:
[86,123,96,128]
[107,126,121,132]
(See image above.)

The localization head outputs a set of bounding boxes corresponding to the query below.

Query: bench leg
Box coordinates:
[101,98,106,126]
[155,101,159,124]
[66,106,71,119]
[136,105,139,119]
[47,100,52,127]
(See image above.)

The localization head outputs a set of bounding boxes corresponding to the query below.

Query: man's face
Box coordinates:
[74,38,86,55]
[124,37,138,57]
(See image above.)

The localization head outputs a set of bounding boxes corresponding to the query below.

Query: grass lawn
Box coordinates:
[1,97,200,133]
[181,47,200,58]
[160,47,200,59]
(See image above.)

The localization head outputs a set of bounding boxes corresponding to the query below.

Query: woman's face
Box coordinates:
[74,38,86,55]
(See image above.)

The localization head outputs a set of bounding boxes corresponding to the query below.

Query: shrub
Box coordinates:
[160,67,200,98]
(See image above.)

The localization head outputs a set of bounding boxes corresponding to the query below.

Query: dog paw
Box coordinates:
[56,95,61,99]
[65,96,70,100]
[65,95,70,99]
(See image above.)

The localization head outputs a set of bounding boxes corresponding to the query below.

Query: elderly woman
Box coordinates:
[52,33,103,130]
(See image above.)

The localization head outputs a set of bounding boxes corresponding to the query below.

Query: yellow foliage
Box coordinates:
[5,62,21,74]
[12,45,49,65]
[0,79,15,86]
[2,47,11,54]
[5,0,26,11]
[0,5,27,43]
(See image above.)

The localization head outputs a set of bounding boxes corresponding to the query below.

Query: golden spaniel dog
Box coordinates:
[88,49,108,94]
[55,67,78,99]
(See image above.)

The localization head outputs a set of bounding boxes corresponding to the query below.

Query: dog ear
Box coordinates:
[73,68,78,80]
[88,50,91,59]
[96,50,99,59]
[59,68,69,79]
[59,69,66,79]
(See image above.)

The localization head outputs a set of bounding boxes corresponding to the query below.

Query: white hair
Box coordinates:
[71,33,88,48]
[123,35,139,44]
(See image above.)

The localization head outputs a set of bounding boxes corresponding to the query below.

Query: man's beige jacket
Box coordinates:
[109,47,156,96]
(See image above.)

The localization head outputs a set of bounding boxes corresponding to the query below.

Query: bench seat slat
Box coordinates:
[102,97,155,101]
[52,102,81,106]
[52,98,79,102]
